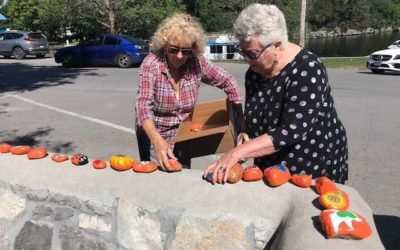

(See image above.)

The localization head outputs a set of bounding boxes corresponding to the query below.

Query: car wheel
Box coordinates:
[61,54,73,67]
[116,54,132,68]
[12,47,26,60]
[371,69,385,74]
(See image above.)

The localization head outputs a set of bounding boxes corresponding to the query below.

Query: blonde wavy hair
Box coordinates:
[151,13,205,58]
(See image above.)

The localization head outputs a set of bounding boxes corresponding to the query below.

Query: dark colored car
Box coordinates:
[0,30,48,59]
[54,34,149,68]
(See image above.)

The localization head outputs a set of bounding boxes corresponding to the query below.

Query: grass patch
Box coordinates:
[320,57,367,69]
[214,57,368,70]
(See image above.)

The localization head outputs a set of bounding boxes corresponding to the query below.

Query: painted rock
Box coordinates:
[227,163,244,183]
[71,153,89,166]
[51,154,69,162]
[109,154,134,171]
[0,143,12,153]
[166,159,182,172]
[320,190,350,210]
[315,176,338,194]
[264,164,291,186]
[242,165,263,182]
[27,147,48,159]
[92,159,107,169]
[132,161,158,173]
[205,169,224,183]
[10,145,31,155]
[291,173,312,188]
[320,209,372,239]
[190,123,203,132]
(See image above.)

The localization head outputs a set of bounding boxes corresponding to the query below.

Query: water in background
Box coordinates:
[304,31,400,57]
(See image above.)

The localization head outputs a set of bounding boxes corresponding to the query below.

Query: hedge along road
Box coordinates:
[0,58,399,233]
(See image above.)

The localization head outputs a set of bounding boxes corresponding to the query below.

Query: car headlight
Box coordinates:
[394,55,400,60]
[136,45,143,50]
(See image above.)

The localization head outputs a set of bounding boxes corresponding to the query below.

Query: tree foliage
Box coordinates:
[2,0,400,41]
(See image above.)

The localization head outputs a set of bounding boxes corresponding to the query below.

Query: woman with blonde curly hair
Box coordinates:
[135,13,243,171]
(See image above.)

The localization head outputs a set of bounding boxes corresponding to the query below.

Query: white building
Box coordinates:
[204,34,243,60]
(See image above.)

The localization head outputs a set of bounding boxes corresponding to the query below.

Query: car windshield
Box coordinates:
[28,32,46,39]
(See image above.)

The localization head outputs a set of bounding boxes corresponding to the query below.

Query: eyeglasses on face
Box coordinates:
[236,42,274,60]
[167,46,193,56]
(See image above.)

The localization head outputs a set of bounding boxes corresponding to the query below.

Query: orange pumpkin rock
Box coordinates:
[291,173,312,188]
[166,159,183,172]
[27,147,48,159]
[93,159,107,169]
[109,154,134,171]
[242,165,263,182]
[51,154,69,162]
[315,176,338,194]
[264,164,291,186]
[319,190,350,210]
[0,143,12,153]
[190,123,203,132]
[320,209,372,239]
[71,153,89,166]
[10,145,31,155]
[227,163,244,183]
[132,161,158,173]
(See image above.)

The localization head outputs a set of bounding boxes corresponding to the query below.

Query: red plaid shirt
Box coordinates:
[135,53,241,144]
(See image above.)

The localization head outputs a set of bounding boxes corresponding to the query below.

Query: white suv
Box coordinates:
[367,48,400,74]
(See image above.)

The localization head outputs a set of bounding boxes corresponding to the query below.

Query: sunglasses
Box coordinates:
[236,42,274,60]
[167,46,193,56]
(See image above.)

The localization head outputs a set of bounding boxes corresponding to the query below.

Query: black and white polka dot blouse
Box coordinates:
[244,49,348,183]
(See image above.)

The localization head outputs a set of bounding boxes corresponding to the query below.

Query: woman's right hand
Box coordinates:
[152,136,176,171]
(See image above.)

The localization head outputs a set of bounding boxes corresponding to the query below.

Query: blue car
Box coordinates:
[54,34,149,68]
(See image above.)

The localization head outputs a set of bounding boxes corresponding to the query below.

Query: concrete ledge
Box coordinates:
[0,153,384,249]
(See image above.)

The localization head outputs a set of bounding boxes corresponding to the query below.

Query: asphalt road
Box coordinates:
[1,57,399,248]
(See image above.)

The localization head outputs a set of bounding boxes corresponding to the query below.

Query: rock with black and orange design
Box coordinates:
[71,153,89,166]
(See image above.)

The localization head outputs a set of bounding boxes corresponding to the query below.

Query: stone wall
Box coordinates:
[0,153,385,250]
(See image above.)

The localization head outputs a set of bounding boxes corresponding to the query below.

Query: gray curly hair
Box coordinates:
[234,4,288,49]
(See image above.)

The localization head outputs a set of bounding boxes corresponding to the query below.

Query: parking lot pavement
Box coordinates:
[1,57,399,248]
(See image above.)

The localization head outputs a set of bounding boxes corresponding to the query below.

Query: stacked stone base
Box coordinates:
[0,154,384,250]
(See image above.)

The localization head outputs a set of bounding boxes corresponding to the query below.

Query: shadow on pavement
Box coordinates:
[0,126,76,154]
[0,62,100,93]
[374,214,400,250]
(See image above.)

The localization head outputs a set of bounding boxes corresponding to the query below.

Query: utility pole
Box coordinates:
[299,0,306,47]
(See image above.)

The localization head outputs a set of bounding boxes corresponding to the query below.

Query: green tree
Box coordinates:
[6,0,41,31]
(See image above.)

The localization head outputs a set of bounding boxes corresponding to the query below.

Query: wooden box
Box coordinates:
[173,98,237,159]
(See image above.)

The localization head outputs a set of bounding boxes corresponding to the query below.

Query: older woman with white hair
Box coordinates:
[204,4,348,184]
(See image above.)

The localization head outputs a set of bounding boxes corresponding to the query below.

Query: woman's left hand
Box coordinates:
[203,148,240,184]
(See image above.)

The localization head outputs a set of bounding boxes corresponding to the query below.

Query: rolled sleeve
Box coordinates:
[199,56,241,102]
